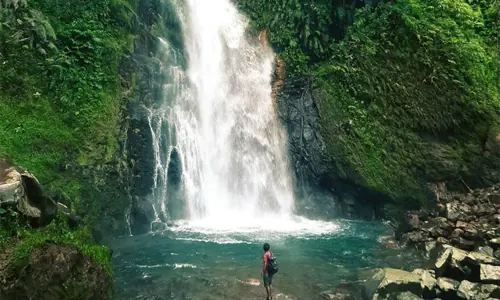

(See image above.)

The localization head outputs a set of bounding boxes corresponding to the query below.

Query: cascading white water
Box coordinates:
[150,0,296,228]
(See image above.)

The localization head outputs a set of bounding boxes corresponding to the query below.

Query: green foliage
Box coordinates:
[0,0,138,219]
[241,0,499,206]
[13,214,113,275]
[238,0,367,75]
[315,0,500,204]
[1,209,111,274]
[0,206,19,249]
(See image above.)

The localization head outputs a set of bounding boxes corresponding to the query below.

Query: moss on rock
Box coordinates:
[0,242,113,300]
[0,213,113,299]
[315,1,500,206]
[241,0,500,208]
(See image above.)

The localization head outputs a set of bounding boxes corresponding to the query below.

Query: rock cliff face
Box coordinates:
[240,0,500,218]
[276,78,384,220]
[116,0,184,235]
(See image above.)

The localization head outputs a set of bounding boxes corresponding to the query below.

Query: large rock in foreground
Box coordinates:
[365,244,500,299]
[0,161,57,226]
[0,242,113,300]
[457,280,500,299]
[364,268,423,299]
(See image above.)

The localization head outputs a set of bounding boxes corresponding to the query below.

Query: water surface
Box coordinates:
[111,219,422,300]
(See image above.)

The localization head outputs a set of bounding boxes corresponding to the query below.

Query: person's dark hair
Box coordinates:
[263,243,270,251]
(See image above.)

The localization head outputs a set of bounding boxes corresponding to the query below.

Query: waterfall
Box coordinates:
[150,0,295,227]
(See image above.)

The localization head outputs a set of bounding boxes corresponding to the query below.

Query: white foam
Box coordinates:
[174,263,198,269]
[135,262,199,270]
[174,237,252,244]
[238,278,261,286]
[168,215,340,240]
[135,263,172,269]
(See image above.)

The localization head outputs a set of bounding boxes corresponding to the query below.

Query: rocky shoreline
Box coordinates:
[363,185,500,299]
[396,184,500,254]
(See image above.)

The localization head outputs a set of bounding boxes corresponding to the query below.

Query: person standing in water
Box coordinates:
[261,242,278,300]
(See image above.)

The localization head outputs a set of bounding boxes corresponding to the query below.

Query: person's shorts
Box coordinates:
[263,273,274,287]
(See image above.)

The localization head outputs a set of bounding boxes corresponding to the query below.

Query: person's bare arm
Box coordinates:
[261,255,267,275]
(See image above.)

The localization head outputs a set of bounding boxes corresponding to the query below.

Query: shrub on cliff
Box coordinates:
[0,0,142,229]
[238,0,380,75]
[241,0,500,207]
[315,0,500,205]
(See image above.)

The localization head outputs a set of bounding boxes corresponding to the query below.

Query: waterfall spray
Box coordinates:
[149,0,295,228]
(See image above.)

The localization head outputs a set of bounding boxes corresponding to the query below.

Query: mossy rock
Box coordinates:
[0,242,113,300]
[312,1,500,207]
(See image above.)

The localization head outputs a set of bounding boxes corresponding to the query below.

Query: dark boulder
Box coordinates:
[21,173,58,227]
[436,237,450,245]
[450,237,475,251]
[421,217,454,239]
[396,213,420,239]
[450,228,464,239]
[400,231,427,247]
[489,193,500,205]
[491,214,500,224]
[68,214,83,229]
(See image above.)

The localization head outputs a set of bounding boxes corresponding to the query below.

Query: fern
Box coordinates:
[0,0,27,9]
[239,0,374,74]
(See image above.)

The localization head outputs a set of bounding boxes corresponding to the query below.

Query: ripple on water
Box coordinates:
[111,219,424,300]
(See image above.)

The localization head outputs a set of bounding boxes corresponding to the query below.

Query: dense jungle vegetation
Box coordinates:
[240,0,500,207]
[0,0,137,216]
[0,0,145,276]
[0,0,499,246]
